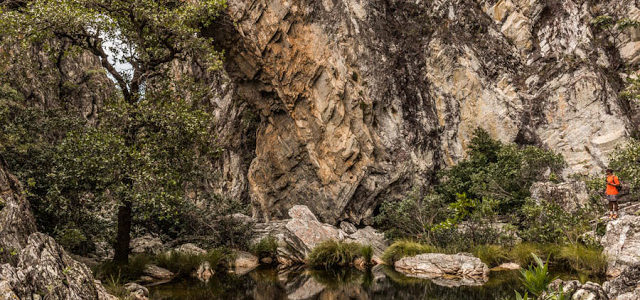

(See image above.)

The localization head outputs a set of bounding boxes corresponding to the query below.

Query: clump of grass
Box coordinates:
[557,244,606,276]
[473,244,509,268]
[156,248,230,277]
[307,240,371,269]
[520,253,553,297]
[94,254,152,282]
[250,235,278,259]
[509,243,545,267]
[382,240,437,265]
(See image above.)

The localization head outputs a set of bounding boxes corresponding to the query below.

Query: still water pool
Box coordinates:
[149,266,524,300]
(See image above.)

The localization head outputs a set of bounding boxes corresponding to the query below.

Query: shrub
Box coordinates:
[382,240,437,265]
[307,241,371,269]
[520,253,553,297]
[519,198,591,244]
[473,244,509,268]
[374,190,448,242]
[250,236,278,259]
[557,244,606,276]
[609,138,640,199]
[437,128,564,214]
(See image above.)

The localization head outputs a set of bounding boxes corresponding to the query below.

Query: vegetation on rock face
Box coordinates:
[308,241,372,269]
[609,139,640,198]
[0,0,233,263]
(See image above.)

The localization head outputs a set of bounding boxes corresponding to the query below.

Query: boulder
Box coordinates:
[603,263,640,299]
[124,282,149,300]
[0,233,116,300]
[601,215,640,277]
[530,181,590,213]
[280,205,345,262]
[234,251,259,275]
[255,206,388,265]
[142,264,174,281]
[339,221,357,235]
[346,226,388,264]
[547,279,608,300]
[130,235,164,255]
[174,243,206,256]
[394,253,489,285]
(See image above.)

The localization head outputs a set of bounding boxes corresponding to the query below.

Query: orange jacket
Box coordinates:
[606,175,620,195]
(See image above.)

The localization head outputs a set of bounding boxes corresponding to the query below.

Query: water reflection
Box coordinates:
[149,265,522,300]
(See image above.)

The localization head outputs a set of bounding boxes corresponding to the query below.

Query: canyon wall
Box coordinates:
[208,0,640,224]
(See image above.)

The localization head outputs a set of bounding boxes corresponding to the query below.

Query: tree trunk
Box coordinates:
[113,200,133,264]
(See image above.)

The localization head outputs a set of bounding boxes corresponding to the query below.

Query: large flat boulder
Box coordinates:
[602,215,640,277]
[394,253,489,286]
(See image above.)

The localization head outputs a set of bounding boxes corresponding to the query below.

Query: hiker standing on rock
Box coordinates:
[606,168,621,219]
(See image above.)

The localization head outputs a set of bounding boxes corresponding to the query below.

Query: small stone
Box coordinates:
[260,257,273,264]
[234,251,259,275]
[340,221,357,234]
[491,262,520,271]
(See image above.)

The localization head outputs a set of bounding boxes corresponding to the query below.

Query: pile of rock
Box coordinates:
[252,205,389,266]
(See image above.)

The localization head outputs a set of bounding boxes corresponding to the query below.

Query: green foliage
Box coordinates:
[250,236,278,259]
[94,254,152,282]
[519,198,592,244]
[155,249,229,277]
[591,15,640,47]
[509,243,548,267]
[557,244,607,276]
[473,244,509,268]
[307,241,372,269]
[382,240,437,265]
[437,128,564,214]
[609,139,640,198]
[54,227,88,254]
[374,190,447,242]
[520,253,553,297]
[515,291,530,300]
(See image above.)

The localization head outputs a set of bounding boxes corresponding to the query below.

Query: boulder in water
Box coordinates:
[394,253,489,285]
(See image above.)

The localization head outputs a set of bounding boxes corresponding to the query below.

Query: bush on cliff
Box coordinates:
[437,128,565,214]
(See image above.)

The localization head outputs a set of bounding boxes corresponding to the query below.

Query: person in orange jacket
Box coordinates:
[606,168,621,219]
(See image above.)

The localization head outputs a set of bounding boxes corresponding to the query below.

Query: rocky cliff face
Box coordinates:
[0,157,115,299]
[205,0,640,224]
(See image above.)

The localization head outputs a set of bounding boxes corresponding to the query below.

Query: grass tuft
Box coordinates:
[250,235,278,259]
[557,244,606,276]
[308,240,371,269]
[473,244,509,268]
[382,240,437,265]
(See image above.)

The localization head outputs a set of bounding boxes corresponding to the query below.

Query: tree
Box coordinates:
[0,0,226,263]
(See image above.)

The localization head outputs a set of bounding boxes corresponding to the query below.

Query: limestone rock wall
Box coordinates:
[209,0,640,224]
[210,0,640,224]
